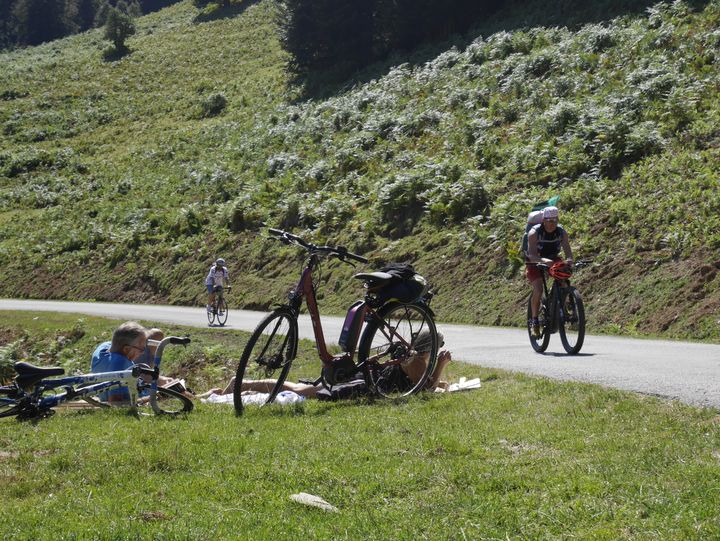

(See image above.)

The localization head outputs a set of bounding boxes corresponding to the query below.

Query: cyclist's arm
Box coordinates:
[526,229,547,264]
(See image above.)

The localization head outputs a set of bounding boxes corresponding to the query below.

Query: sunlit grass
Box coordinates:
[2,311,720,538]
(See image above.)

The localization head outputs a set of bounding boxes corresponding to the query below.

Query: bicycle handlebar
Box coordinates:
[268,228,368,264]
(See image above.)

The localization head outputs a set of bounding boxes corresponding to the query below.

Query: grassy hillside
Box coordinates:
[1,0,720,340]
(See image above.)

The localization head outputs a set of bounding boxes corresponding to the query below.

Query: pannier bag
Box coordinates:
[374,263,429,305]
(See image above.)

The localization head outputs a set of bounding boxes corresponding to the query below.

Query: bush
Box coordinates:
[195,93,228,119]
[104,7,135,52]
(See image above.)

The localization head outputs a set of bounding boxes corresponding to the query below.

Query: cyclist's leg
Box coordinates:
[529,277,543,318]
[206,284,215,309]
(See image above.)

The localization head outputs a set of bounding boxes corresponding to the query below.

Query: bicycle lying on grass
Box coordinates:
[527,260,586,354]
[207,285,230,327]
[0,336,194,420]
[233,228,440,415]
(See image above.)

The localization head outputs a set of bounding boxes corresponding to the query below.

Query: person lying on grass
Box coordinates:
[90,323,180,404]
[198,331,452,400]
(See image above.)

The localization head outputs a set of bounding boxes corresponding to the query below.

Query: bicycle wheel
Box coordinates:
[148,387,194,415]
[216,298,228,326]
[233,307,298,416]
[527,296,550,353]
[358,302,438,398]
[559,288,586,354]
[207,304,216,326]
[0,385,24,418]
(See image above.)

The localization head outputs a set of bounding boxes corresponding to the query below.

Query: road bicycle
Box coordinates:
[0,336,194,420]
[233,228,440,415]
[527,260,586,354]
[207,285,230,326]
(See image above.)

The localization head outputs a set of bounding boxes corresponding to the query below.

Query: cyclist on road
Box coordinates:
[525,206,574,338]
[205,257,230,312]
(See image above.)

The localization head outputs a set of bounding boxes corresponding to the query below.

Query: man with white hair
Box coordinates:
[525,206,574,338]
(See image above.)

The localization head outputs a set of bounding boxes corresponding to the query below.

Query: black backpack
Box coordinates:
[376,263,428,304]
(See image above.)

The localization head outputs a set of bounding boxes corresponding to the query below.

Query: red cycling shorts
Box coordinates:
[525,258,562,283]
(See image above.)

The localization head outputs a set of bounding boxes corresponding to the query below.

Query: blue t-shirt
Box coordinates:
[90,341,133,402]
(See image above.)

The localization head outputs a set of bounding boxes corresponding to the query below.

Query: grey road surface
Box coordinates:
[1,299,718,409]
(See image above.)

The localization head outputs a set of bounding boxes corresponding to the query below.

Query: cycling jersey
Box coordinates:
[528,223,566,260]
[205,265,229,287]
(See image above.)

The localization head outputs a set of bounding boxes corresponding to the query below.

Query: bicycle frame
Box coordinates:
[28,368,142,410]
[287,253,411,369]
[7,336,190,413]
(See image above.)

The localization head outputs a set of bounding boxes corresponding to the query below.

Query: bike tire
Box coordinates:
[207,305,216,326]
[233,307,298,416]
[148,387,194,415]
[0,385,24,418]
[559,288,586,354]
[527,296,550,353]
[358,302,438,398]
[216,298,228,326]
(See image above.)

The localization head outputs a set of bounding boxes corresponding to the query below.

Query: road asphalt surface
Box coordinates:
[1,299,718,410]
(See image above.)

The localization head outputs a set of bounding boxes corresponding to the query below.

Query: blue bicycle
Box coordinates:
[0,336,194,420]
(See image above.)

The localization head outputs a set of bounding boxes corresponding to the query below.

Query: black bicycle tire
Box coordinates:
[559,288,586,354]
[0,385,24,418]
[358,301,439,398]
[216,298,229,326]
[149,387,194,415]
[527,296,550,353]
[207,304,216,325]
[233,307,298,416]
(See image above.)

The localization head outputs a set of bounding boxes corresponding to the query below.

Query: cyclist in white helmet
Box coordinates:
[525,206,574,337]
[205,258,230,312]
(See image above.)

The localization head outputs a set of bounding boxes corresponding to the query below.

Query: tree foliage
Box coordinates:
[0,0,176,49]
[278,0,504,84]
[104,5,135,50]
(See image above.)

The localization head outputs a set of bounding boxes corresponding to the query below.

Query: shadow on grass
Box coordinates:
[193,0,260,24]
[102,45,132,63]
[295,0,712,101]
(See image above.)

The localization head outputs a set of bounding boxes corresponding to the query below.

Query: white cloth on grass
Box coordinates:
[201,390,305,405]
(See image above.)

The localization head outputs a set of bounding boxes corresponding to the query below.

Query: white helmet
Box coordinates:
[543,206,559,219]
[215,258,226,267]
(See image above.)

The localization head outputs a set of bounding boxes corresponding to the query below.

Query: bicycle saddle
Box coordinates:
[353,271,393,288]
[13,361,65,389]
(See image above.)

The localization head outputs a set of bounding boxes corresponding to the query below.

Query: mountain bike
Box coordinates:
[233,228,439,415]
[0,336,194,421]
[207,285,230,326]
[527,261,585,354]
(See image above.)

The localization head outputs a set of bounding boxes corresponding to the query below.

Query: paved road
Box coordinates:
[1,299,719,409]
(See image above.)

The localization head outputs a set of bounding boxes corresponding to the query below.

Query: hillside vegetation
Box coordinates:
[1,0,720,340]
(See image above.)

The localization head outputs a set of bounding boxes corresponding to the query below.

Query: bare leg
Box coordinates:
[212,377,319,398]
[530,278,543,318]
[401,349,453,390]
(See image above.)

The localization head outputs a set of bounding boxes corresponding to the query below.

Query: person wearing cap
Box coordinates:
[205,257,230,312]
[525,206,574,337]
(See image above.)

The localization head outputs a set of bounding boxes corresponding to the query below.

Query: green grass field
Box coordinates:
[1,312,719,539]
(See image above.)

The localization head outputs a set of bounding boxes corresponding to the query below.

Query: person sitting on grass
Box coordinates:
[90,323,177,404]
[90,321,149,404]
